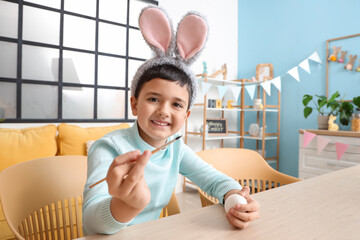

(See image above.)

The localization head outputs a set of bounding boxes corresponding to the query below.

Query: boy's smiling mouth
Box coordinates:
[152,120,170,126]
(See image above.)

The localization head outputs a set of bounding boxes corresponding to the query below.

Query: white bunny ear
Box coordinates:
[139,7,173,56]
[176,13,208,64]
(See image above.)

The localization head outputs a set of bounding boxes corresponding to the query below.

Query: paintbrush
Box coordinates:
[89,136,182,188]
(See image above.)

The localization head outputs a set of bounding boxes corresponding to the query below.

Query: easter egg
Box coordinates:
[329,55,336,61]
[224,194,247,213]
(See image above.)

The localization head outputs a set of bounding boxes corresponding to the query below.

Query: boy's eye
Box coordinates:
[173,102,183,109]
[147,97,158,102]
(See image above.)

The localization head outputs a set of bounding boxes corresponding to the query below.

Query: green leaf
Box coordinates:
[328,91,340,103]
[302,95,312,106]
[339,111,350,125]
[304,107,312,119]
[353,96,360,108]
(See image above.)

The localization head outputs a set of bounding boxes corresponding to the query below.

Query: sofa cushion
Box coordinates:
[0,124,57,172]
[57,123,130,156]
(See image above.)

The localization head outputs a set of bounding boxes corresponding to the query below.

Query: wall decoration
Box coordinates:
[328,46,342,62]
[338,50,347,63]
[345,54,357,71]
[326,33,360,100]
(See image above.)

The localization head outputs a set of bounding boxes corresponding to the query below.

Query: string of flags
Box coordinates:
[302,130,359,160]
[199,51,322,100]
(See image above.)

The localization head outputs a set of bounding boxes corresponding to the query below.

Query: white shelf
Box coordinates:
[242,135,278,140]
[196,77,267,86]
[243,108,278,112]
[191,106,278,112]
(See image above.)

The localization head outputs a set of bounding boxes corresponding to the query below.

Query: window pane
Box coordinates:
[23,6,60,45]
[64,0,96,17]
[0,1,18,38]
[97,89,125,119]
[64,14,95,51]
[98,55,125,87]
[99,0,127,24]
[22,45,59,81]
[63,50,95,84]
[129,0,154,27]
[0,41,17,78]
[128,29,152,59]
[128,59,145,84]
[98,22,126,55]
[26,0,60,9]
[21,84,58,119]
[62,87,94,119]
[0,82,16,119]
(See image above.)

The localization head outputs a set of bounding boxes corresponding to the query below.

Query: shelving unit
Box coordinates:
[183,64,281,191]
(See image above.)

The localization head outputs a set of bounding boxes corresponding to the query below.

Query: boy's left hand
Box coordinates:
[225,186,260,229]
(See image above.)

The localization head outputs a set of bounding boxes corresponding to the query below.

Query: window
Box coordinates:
[0,0,157,122]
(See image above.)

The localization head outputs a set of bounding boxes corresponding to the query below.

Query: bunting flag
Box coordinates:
[245,84,256,100]
[317,136,331,154]
[217,85,228,99]
[197,50,321,100]
[201,82,212,96]
[303,130,316,148]
[335,142,349,161]
[271,76,281,92]
[230,86,242,101]
[288,66,300,82]
[308,51,322,64]
[299,59,311,74]
[260,80,271,96]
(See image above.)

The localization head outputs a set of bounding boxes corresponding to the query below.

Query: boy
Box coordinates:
[82,7,259,235]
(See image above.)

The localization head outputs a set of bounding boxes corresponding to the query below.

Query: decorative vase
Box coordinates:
[318,115,329,130]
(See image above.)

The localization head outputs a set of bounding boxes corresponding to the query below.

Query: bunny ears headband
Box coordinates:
[130,6,208,108]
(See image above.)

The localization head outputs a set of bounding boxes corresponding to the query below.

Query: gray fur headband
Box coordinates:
[130,6,208,108]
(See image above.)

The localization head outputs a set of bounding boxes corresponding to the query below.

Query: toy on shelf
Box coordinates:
[328,46,341,62]
[345,54,357,71]
[338,50,347,63]
[328,115,339,131]
[208,64,227,80]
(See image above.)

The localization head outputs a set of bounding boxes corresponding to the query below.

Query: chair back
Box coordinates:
[196,148,301,206]
[0,156,87,240]
[0,155,180,240]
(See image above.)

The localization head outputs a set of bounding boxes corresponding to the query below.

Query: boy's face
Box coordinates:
[130,78,191,148]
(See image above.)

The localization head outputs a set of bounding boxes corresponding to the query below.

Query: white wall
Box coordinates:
[159,0,239,192]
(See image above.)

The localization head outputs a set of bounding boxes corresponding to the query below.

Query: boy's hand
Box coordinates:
[106,150,151,211]
[225,186,260,229]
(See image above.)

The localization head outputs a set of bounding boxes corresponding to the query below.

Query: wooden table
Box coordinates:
[79,165,360,240]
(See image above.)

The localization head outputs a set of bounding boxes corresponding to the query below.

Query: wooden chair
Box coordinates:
[195,148,301,207]
[0,156,180,240]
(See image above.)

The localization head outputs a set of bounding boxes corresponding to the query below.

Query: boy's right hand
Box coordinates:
[106,150,151,212]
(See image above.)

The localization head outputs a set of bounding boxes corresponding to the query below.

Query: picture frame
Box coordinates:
[256,63,274,82]
[206,118,228,135]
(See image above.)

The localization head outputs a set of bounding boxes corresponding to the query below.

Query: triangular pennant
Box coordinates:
[288,66,300,82]
[201,82,212,96]
[231,86,242,101]
[303,130,316,148]
[245,84,256,100]
[260,80,271,96]
[317,136,331,154]
[271,76,281,92]
[217,85,229,99]
[335,142,349,161]
[299,59,311,74]
[308,51,322,64]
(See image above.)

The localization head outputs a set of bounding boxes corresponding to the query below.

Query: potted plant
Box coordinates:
[302,91,340,129]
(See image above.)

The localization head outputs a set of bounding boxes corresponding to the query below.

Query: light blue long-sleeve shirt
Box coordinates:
[82,122,241,235]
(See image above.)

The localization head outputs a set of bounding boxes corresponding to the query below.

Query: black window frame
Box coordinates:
[0,0,158,123]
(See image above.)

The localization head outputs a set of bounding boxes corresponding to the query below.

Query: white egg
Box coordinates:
[224,194,247,213]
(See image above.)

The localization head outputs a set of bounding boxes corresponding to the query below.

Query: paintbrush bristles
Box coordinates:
[89,136,182,188]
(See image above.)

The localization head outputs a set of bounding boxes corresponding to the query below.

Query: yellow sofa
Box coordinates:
[0,123,130,240]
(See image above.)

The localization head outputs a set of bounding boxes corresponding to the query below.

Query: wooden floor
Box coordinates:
[175,186,202,213]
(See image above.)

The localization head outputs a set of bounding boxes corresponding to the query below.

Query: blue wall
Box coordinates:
[237,0,360,177]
